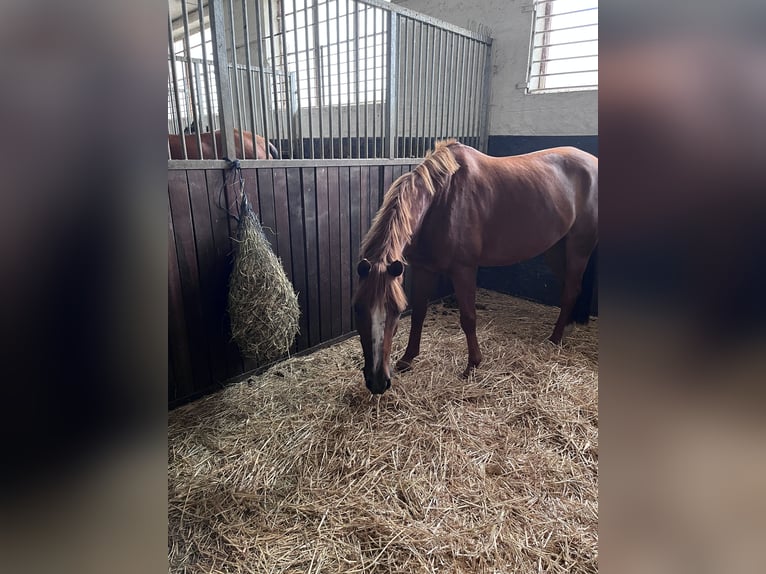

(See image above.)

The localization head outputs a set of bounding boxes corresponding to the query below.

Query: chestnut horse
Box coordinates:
[353,140,598,394]
[168,129,279,160]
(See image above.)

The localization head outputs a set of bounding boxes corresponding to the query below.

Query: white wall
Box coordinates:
[393,0,597,136]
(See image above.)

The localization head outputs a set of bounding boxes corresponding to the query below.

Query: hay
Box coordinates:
[228,198,300,362]
[169,289,598,573]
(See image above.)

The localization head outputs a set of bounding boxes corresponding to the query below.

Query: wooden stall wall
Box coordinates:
[169,163,417,407]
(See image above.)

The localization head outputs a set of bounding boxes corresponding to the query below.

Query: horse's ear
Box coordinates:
[357,258,371,278]
[387,260,404,277]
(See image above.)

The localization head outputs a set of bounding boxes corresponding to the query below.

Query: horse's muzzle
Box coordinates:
[364,372,391,395]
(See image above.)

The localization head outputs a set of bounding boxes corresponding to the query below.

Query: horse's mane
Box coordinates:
[355,140,461,310]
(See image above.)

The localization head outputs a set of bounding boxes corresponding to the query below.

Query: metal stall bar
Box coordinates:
[467,37,479,148]
[304,4,324,159]
[279,0,296,158]
[362,5,368,157]
[252,0,272,154]
[323,4,334,158]
[345,0,352,158]
[168,14,188,158]
[210,0,236,158]
[426,25,437,150]
[479,38,493,152]
[410,20,422,156]
[399,17,409,157]
[241,0,259,154]
[353,1,360,158]
[372,6,380,157]
[266,0,282,158]
[197,2,218,158]
[292,3,310,158]
[384,10,398,159]
[228,0,246,158]
[457,34,469,141]
[181,0,204,155]
[311,2,324,158]
[336,0,344,158]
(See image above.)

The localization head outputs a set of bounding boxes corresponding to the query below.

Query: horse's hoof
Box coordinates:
[395,359,413,372]
[547,335,562,346]
[461,365,477,379]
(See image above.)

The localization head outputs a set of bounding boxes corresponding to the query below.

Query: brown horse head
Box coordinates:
[353,258,406,394]
[353,141,460,393]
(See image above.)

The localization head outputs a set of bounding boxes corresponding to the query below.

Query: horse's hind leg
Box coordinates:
[451,266,482,377]
[550,235,597,344]
[396,265,437,372]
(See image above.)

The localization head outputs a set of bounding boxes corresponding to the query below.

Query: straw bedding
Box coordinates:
[169,289,598,573]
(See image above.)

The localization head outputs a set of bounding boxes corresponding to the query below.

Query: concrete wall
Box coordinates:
[393,0,598,139]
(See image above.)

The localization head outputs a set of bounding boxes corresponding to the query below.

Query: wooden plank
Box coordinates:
[286,167,309,351]
[349,165,362,329]
[316,167,333,342]
[327,167,342,338]
[168,170,212,397]
[339,167,352,334]
[381,165,395,207]
[187,170,227,387]
[205,168,243,382]
[301,167,322,348]
[271,168,293,283]
[168,193,193,402]
[256,169,279,253]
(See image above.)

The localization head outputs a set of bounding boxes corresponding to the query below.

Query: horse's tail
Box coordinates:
[571,245,597,324]
[268,142,280,160]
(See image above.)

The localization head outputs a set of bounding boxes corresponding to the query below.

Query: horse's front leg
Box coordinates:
[451,266,482,377]
[396,265,437,372]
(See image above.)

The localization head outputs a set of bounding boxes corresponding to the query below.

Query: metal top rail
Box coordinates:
[357,0,492,44]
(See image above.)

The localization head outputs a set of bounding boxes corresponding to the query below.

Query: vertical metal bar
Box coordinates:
[345,0,352,158]
[168,16,188,158]
[372,8,380,157]
[279,0,295,158]
[311,2,324,159]
[412,21,423,156]
[400,18,409,157]
[227,0,245,157]
[267,0,282,158]
[252,0,271,151]
[461,37,472,143]
[444,32,453,140]
[362,5,369,157]
[291,3,308,158]
[479,39,493,152]
[353,1,360,158]
[455,34,467,141]
[197,2,217,157]
[426,25,436,150]
[471,39,482,148]
[336,0,344,158]
[181,0,203,155]
[241,0,259,154]
[431,28,445,147]
[305,3,324,159]
[300,3,315,159]
[324,4,334,158]
[210,0,236,159]
[464,38,475,146]
[384,10,398,159]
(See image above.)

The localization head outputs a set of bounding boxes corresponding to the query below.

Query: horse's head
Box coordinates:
[353,258,406,394]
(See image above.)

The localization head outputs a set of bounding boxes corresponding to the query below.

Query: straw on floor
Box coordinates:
[169,289,598,573]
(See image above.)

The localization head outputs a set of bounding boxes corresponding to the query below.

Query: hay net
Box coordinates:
[228,189,300,363]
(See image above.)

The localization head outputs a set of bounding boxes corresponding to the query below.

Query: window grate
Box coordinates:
[526,0,598,93]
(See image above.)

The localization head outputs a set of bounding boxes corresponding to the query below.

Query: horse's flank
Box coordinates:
[168,129,276,160]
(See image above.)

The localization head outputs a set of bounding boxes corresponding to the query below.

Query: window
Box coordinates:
[526,0,598,93]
